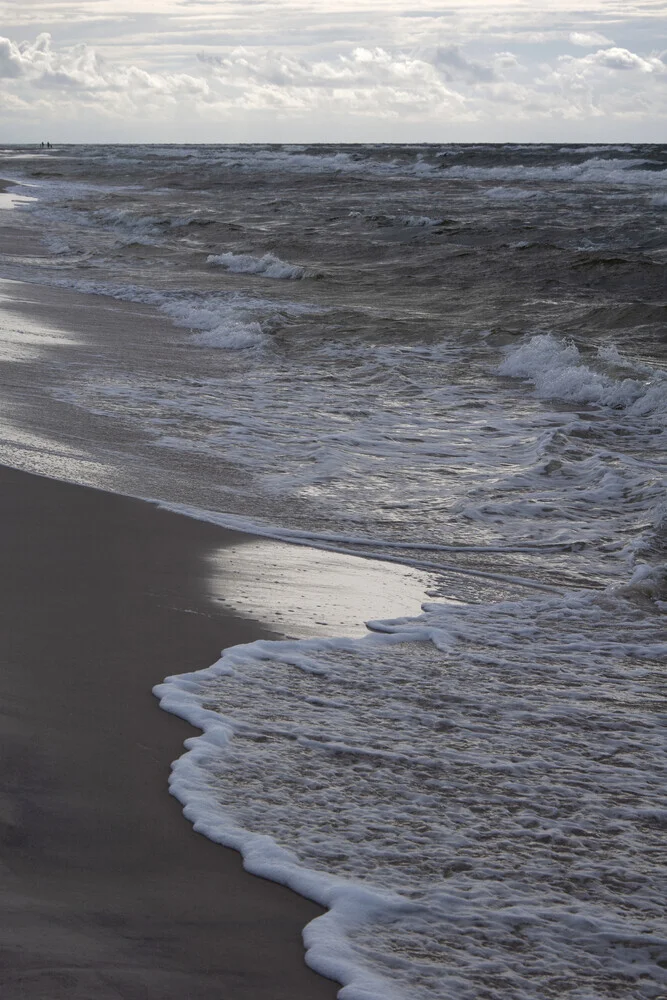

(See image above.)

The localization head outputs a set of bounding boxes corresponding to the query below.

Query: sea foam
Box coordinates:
[498,333,667,414]
[155,574,667,1000]
[444,157,667,189]
[207,251,308,280]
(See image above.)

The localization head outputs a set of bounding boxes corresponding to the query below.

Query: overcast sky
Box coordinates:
[1,0,665,143]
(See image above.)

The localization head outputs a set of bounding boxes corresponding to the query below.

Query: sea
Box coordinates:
[0,143,665,1000]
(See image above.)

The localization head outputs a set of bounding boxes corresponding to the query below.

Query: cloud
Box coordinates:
[535,45,667,122]
[569,32,614,47]
[0,31,209,102]
[1,25,665,140]
[591,46,666,72]
[0,36,26,78]
[559,46,667,76]
[198,46,470,116]
[200,44,499,92]
[431,45,497,83]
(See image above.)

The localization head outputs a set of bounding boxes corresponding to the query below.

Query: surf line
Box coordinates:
[158,500,568,595]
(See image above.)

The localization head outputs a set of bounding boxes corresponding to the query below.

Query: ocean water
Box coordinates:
[0,143,665,999]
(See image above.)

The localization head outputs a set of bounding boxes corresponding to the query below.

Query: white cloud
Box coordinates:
[533,45,667,124]
[569,32,615,48]
[197,46,470,117]
[0,1,666,141]
[0,31,209,103]
[0,36,26,78]
[592,47,666,72]
[558,46,667,76]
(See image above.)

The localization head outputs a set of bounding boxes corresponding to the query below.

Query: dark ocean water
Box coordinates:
[0,143,665,999]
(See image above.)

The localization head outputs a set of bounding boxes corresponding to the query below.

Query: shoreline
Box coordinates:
[0,464,339,999]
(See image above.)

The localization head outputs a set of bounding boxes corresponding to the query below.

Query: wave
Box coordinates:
[443,157,667,189]
[162,298,267,349]
[498,334,667,415]
[207,251,309,280]
[18,274,325,350]
[8,145,665,188]
[44,315,663,597]
[351,212,446,228]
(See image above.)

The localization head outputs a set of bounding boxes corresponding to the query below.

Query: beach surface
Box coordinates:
[0,464,339,1000]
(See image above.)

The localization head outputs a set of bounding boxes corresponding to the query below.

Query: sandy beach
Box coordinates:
[0,464,339,999]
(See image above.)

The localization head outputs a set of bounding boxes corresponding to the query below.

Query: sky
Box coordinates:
[0,0,665,143]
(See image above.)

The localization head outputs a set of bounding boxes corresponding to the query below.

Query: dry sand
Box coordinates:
[0,465,339,999]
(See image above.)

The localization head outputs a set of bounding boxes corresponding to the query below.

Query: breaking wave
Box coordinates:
[207,251,309,280]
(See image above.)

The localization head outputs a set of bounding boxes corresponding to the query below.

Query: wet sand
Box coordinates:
[0,465,339,999]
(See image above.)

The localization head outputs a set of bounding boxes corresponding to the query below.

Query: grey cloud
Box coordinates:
[35,68,83,87]
[431,45,497,83]
[595,46,665,71]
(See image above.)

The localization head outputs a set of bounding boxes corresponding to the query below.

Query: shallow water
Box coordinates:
[0,143,665,999]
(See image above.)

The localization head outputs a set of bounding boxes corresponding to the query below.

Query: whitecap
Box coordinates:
[207,251,308,280]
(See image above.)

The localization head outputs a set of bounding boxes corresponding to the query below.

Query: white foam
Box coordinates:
[397,215,441,227]
[47,322,664,600]
[444,157,667,190]
[355,211,447,229]
[155,573,667,1000]
[4,144,665,190]
[498,334,667,414]
[207,251,308,280]
[161,298,267,349]
[12,272,319,351]
[559,145,635,155]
